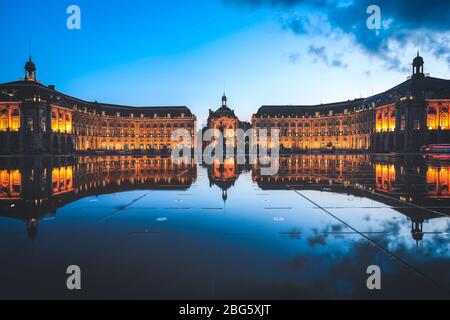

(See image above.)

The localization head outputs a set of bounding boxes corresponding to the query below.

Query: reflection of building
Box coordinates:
[0,156,197,239]
[0,58,196,154]
[375,163,396,192]
[426,166,450,198]
[252,54,450,152]
[205,157,249,202]
[0,169,21,199]
[252,155,373,189]
[204,94,250,149]
[251,155,450,243]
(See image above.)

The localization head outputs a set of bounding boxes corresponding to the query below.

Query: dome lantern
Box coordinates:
[24,56,37,81]
[412,51,424,78]
[222,93,227,108]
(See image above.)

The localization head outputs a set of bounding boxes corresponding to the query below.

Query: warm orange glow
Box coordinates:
[427,103,450,130]
[375,163,396,192]
[74,112,195,152]
[213,157,237,180]
[74,156,196,188]
[52,166,74,194]
[51,112,58,130]
[0,170,22,199]
[65,113,72,134]
[208,116,239,148]
[427,166,450,198]
[252,112,371,151]
[0,105,20,132]
[51,106,73,134]
[375,105,396,133]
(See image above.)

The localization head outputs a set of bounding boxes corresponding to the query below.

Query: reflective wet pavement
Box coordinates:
[0,155,449,299]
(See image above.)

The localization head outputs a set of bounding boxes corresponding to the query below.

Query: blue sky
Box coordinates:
[1,0,449,125]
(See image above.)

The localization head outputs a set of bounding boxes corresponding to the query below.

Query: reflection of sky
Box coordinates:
[0,165,449,299]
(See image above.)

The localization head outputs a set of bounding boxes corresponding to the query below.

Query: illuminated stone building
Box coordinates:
[0,58,196,154]
[252,54,450,152]
[204,94,250,149]
[253,99,367,151]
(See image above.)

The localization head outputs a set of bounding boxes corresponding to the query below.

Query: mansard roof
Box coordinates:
[0,90,18,102]
[255,75,450,118]
[0,80,193,118]
[209,105,238,119]
[255,99,364,118]
[362,75,450,108]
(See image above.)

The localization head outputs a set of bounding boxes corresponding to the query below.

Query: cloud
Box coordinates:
[223,0,450,69]
[225,0,450,31]
[308,45,327,64]
[288,52,301,63]
[331,59,346,68]
[307,45,347,68]
[223,0,323,7]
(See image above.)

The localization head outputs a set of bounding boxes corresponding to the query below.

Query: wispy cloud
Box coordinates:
[288,52,301,64]
[307,45,347,68]
[223,0,450,69]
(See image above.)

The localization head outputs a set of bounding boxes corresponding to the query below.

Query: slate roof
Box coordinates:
[255,75,450,118]
[0,80,193,117]
[362,75,450,108]
[209,105,238,119]
[255,99,364,118]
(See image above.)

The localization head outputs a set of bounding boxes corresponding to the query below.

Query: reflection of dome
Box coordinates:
[222,189,228,201]
[412,231,424,241]
[27,218,38,241]
[214,179,235,192]
[207,159,240,204]
[411,220,424,245]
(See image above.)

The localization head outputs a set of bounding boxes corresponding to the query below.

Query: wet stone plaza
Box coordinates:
[0,154,450,299]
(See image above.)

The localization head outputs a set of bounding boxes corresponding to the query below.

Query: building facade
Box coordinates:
[252,54,450,152]
[3,55,450,154]
[203,94,250,149]
[0,59,196,154]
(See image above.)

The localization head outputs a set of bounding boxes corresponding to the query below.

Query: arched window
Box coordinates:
[0,110,8,131]
[56,112,63,132]
[51,111,58,131]
[427,106,438,129]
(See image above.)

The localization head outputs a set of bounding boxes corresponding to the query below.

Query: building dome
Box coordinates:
[412,51,424,77]
[413,53,424,67]
[25,57,36,72]
[209,93,237,119]
[24,56,37,81]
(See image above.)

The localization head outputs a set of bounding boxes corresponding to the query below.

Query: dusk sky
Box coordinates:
[1,0,450,125]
